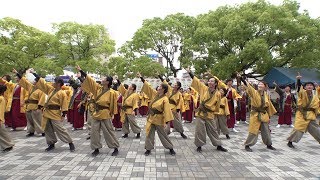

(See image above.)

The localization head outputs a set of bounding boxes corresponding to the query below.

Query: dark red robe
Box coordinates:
[236,92,247,121]
[69,89,85,129]
[6,86,27,129]
[184,96,194,123]
[226,90,236,128]
[112,95,122,129]
[278,94,293,125]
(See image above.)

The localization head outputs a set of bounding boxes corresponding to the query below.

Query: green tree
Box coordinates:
[52,22,116,72]
[0,17,55,75]
[187,0,320,79]
[106,56,165,80]
[123,13,196,77]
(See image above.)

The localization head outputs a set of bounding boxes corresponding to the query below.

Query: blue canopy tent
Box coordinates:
[263,67,320,88]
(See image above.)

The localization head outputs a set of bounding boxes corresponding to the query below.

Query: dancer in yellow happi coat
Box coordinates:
[158,75,188,139]
[14,70,46,137]
[238,74,277,152]
[117,79,141,138]
[186,68,228,152]
[77,65,119,157]
[137,72,176,156]
[0,85,14,152]
[26,70,75,152]
[287,73,320,148]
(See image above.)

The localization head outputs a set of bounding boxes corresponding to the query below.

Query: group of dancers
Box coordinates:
[0,66,319,155]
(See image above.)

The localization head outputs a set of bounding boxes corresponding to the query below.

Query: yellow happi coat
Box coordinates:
[35,78,68,130]
[245,83,277,135]
[0,96,6,124]
[118,84,139,123]
[81,75,117,120]
[0,78,28,113]
[191,76,221,120]
[217,97,230,116]
[183,93,192,111]
[141,81,173,136]
[139,92,149,107]
[294,86,319,132]
[163,80,185,112]
[190,87,199,107]
[19,77,46,111]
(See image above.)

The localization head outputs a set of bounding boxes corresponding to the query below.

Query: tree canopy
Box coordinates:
[187,0,320,79]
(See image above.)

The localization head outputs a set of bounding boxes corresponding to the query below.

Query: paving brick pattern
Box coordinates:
[0,116,319,180]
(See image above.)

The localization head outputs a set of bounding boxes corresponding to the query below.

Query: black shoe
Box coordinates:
[111,148,119,156]
[92,149,99,157]
[267,145,276,150]
[144,150,151,156]
[287,141,295,148]
[196,146,202,152]
[122,134,128,138]
[245,146,252,152]
[217,146,228,152]
[41,133,45,137]
[136,133,140,139]
[45,144,55,152]
[26,133,34,137]
[86,136,91,140]
[69,143,75,152]
[180,133,187,139]
[3,146,13,153]
[169,149,176,156]
[226,134,230,139]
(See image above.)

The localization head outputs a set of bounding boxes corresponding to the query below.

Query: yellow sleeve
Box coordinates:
[19,77,33,92]
[38,91,46,106]
[163,97,174,123]
[163,80,173,96]
[132,93,139,110]
[245,83,258,99]
[35,78,54,95]
[60,91,68,112]
[0,78,16,90]
[141,81,157,100]
[224,98,230,116]
[191,76,207,96]
[110,90,118,116]
[232,89,242,99]
[213,76,228,89]
[0,97,5,123]
[178,93,186,112]
[118,84,127,96]
[81,75,99,97]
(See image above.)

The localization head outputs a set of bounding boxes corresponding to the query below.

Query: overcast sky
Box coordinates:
[1,0,319,49]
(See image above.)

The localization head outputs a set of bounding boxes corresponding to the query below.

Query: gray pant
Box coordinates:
[86,111,92,134]
[45,119,73,145]
[0,123,14,150]
[194,117,222,147]
[165,111,184,134]
[216,115,229,135]
[145,124,173,150]
[26,110,44,134]
[91,119,119,150]
[122,114,141,134]
[244,122,272,146]
[287,120,320,143]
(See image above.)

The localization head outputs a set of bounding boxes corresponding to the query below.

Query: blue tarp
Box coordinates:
[262,67,320,88]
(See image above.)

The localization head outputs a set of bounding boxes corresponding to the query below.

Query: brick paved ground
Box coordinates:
[0,116,319,180]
